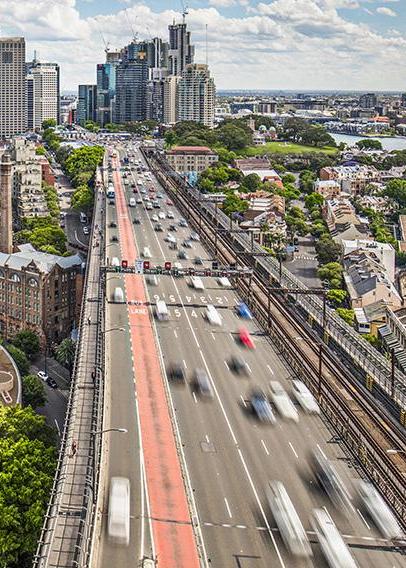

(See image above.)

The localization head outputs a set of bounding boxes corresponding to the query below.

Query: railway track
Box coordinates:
[142,149,406,530]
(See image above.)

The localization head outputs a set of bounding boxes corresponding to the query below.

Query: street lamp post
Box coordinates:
[386,449,406,455]
[92,427,128,436]
[102,327,125,334]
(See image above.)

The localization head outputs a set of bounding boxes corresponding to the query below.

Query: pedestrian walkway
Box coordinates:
[34,173,106,568]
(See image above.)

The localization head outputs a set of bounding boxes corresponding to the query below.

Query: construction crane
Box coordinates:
[98,28,110,56]
[125,8,138,43]
[179,0,189,24]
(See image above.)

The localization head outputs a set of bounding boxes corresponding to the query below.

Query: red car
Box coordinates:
[239,328,255,349]
[166,199,173,206]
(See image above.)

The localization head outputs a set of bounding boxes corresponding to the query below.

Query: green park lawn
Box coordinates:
[239,141,338,156]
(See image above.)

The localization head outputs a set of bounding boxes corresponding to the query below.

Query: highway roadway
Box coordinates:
[98,142,406,568]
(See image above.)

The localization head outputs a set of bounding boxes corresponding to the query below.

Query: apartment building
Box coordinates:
[165,146,218,173]
[323,197,370,241]
[342,238,396,282]
[320,165,381,194]
[11,138,48,218]
[178,64,215,128]
[315,179,341,199]
[26,59,60,130]
[0,244,83,344]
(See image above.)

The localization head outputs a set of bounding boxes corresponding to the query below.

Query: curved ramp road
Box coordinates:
[112,156,200,568]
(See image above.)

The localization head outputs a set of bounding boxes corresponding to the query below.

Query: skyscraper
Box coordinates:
[168,22,194,76]
[96,51,120,126]
[114,42,149,123]
[77,84,97,124]
[163,76,180,124]
[0,37,26,138]
[178,64,215,128]
[26,58,60,130]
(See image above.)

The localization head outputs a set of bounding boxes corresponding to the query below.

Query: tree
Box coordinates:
[222,193,249,216]
[318,262,343,286]
[42,118,56,130]
[22,375,47,408]
[216,122,252,151]
[5,345,30,376]
[198,177,216,193]
[326,289,347,307]
[164,130,177,148]
[35,145,46,156]
[0,406,56,567]
[12,331,40,360]
[315,236,342,264]
[55,338,76,372]
[240,173,262,193]
[336,308,355,326]
[363,333,379,348]
[383,179,406,208]
[305,192,324,210]
[282,173,296,185]
[28,226,66,255]
[356,139,383,151]
[71,184,94,211]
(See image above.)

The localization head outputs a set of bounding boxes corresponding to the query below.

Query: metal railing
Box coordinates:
[33,164,106,568]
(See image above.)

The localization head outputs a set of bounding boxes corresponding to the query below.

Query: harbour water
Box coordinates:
[330,132,406,152]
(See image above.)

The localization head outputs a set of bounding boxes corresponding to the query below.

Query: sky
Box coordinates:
[1,0,406,92]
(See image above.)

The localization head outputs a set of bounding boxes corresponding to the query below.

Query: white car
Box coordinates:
[167,211,175,219]
[158,212,166,220]
[358,481,403,540]
[206,305,222,327]
[291,380,320,414]
[37,371,49,382]
[151,214,159,222]
[83,226,89,235]
[166,234,176,244]
[269,381,299,422]
[218,277,231,288]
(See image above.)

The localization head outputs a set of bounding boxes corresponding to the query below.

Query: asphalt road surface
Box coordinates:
[96,142,405,568]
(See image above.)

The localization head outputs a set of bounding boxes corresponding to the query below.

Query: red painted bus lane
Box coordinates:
[112,158,200,567]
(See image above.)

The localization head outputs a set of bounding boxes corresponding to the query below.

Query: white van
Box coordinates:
[190,276,204,291]
[108,477,130,546]
[142,247,152,259]
[218,277,231,288]
[113,287,124,303]
[111,257,120,267]
[155,300,169,321]
[206,304,222,326]
[129,197,136,207]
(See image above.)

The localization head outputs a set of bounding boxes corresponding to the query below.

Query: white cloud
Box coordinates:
[1,0,406,91]
[208,0,236,7]
[376,6,397,16]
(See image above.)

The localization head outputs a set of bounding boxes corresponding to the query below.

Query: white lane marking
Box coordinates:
[224,360,230,371]
[246,363,252,374]
[205,435,210,444]
[323,506,334,524]
[357,508,371,530]
[183,359,188,369]
[198,349,286,567]
[289,442,299,459]
[211,332,216,341]
[174,329,178,338]
[54,418,61,437]
[224,498,232,519]
[267,364,274,375]
[261,439,270,456]
[240,395,247,407]
[316,444,327,460]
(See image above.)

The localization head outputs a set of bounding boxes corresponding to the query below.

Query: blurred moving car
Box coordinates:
[108,477,130,546]
[167,364,186,383]
[311,448,352,513]
[250,389,276,423]
[237,302,253,319]
[291,380,320,414]
[311,508,357,568]
[267,481,312,558]
[269,381,299,422]
[194,369,214,398]
[206,305,222,326]
[37,371,48,382]
[358,480,403,540]
[194,256,203,265]
[178,250,188,260]
[239,328,255,349]
[146,275,158,286]
[190,231,200,241]
[229,355,250,376]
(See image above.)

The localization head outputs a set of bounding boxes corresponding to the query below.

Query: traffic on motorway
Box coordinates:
[98,139,406,568]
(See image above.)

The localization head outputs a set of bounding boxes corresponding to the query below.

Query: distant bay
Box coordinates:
[330,133,406,152]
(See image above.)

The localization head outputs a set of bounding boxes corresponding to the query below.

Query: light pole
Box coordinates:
[92,427,128,436]
[102,327,125,334]
[386,449,406,455]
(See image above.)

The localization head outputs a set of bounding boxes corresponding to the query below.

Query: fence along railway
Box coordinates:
[142,146,406,531]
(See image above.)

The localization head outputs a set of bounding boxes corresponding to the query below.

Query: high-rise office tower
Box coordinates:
[359,93,377,109]
[26,58,60,130]
[178,64,215,128]
[96,51,120,126]
[0,37,26,138]
[114,42,149,123]
[168,22,194,76]
[77,84,97,124]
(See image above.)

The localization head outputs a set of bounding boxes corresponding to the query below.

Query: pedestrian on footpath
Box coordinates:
[69,440,77,458]
[87,316,91,325]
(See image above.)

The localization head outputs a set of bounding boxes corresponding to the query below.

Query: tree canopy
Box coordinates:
[315,236,342,265]
[12,331,40,360]
[22,375,47,409]
[356,139,383,151]
[55,338,76,372]
[5,345,30,376]
[0,406,56,567]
